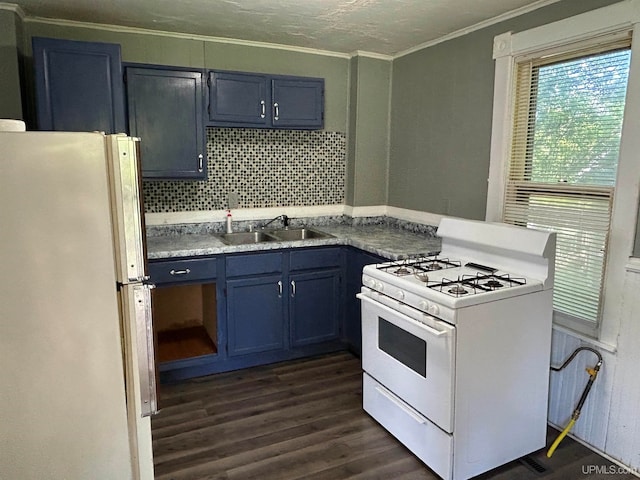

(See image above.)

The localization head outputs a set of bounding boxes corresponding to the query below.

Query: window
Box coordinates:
[488,2,640,344]
[504,45,631,331]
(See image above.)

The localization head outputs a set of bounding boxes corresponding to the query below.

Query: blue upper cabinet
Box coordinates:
[208,70,324,129]
[208,71,269,127]
[32,37,126,134]
[126,67,206,180]
[272,77,324,129]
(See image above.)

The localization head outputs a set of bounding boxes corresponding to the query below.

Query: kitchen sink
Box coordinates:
[266,227,334,241]
[216,227,334,245]
[216,231,277,245]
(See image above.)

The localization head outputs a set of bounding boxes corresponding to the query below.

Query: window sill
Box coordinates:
[625,257,640,273]
[552,323,617,354]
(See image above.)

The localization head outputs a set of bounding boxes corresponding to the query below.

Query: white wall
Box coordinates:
[548,259,640,472]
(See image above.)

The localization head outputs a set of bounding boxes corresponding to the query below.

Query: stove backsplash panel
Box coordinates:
[143,128,346,213]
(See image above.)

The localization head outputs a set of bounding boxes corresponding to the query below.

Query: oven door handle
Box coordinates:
[375,385,426,424]
[357,293,448,337]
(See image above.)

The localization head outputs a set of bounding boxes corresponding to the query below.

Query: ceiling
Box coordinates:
[9,0,560,56]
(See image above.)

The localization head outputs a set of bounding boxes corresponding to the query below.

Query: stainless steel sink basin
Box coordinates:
[267,227,334,241]
[217,231,277,245]
[215,227,333,245]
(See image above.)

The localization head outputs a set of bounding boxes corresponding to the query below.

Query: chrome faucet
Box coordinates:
[261,214,289,229]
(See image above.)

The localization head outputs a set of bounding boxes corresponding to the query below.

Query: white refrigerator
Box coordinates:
[0,128,157,479]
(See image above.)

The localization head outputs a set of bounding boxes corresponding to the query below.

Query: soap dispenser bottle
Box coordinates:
[226,209,233,233]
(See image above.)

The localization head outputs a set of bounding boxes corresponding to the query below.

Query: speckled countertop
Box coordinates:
[146,216,442,260]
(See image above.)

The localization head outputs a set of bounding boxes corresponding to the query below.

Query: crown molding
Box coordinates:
[24,16,352,59]
[394,0,564,59]
[349,50,393,61]
[0,2,25,19]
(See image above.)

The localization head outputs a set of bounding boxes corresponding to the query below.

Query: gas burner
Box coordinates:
[428,277,478,297]
[379,262,414,276]
[469,273,526,291]
[413,257,462,273]
[393,266,412,275]
[423,263,443,271]
[448,285,469,295]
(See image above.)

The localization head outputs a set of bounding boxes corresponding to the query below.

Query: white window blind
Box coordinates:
[504,44,631,328]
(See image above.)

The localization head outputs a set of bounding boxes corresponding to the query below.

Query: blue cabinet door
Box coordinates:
[208,71,269,126]
[207,70,324,129]
[272,77,324,129]
[126,67,205,179]
[289,268,341,347]
[32,37,125,133]
[346,249,386,356]
[227,274,285,356]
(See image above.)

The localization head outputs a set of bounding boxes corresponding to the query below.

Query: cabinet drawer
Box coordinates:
[148,258,217,284]
[290,248,342,271]
[226,252,283,277]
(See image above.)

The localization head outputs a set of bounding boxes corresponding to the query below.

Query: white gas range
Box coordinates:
[358,218,556,480]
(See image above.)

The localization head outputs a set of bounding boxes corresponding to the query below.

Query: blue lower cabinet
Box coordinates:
[224,248,345,369]
[162,248,350,379]
[290,269,341,347]
[226,274,285,356]
[149,256,222,383]
[345,248,387,356]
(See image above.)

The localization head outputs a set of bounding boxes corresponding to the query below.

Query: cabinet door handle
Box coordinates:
[198,154,204,173]
[260,100,266,119]
[274,102,279,121]
[277,280,283,298]
[290,280,296,297]
[170,268,191,276]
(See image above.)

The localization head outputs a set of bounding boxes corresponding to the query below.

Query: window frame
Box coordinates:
[487,1,640,346]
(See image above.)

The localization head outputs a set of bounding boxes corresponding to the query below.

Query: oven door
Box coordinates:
[358,288,456,433]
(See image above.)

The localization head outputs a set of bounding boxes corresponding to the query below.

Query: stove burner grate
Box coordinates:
[427,273,527,297]
[377,255,460,276]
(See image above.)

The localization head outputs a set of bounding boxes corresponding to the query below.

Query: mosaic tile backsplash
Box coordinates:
[143,128,346,213]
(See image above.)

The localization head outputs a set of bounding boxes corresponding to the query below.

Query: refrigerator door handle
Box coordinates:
[107,136,147,283]
[134,283,158,417]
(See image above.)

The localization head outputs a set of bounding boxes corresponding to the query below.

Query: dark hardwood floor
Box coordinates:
[152,352,635,480]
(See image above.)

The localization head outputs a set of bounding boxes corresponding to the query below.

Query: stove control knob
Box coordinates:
[396,290,405,300]
[363,277,376,289]
[418,300,430,312]
[428,304,440,316]
[375,281,385,292]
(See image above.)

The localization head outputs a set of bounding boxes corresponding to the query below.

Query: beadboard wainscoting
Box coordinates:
[548,260,640,473]
[143,128,346,213]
